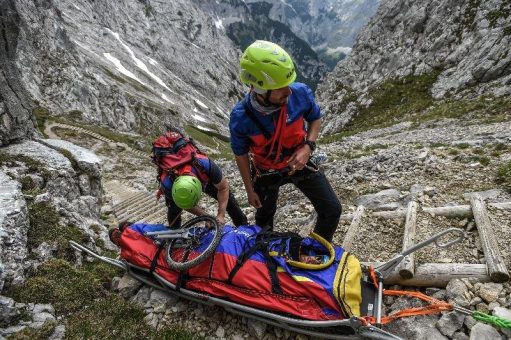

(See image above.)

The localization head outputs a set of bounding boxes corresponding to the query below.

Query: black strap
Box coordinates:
[149,242,166,275]
[263,249,283,294]
[227,231,300,294]
[242,98,272,140]
[176,271,188,292]
[227,240,262,284]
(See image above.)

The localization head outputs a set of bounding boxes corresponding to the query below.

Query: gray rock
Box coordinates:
[464,315,477,330]
[317,0,511,133]
[385,315,447,340]
[452,332,469,340]
[0,171,29,291]
[436,311,465,337]
[32,312,56,323]
[247,319,267,340]
[468,322,501,340]
[149,289,178,307]
[116,274,143,298]
[354,189,401,210]
[49,324,66,340]
[478,283,503,303]
[0,296,18,324]
[446,279,470,308]
[0,325,27,336]
[493,306,511,337]
[215,326,225,338]
[462,189,504,201]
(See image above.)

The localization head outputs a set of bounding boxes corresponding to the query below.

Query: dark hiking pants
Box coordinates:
[253,168,341,243]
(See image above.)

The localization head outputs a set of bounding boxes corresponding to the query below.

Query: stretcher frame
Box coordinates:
[69,240,402,340]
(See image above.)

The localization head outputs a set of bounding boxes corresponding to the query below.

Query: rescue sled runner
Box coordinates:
[69,216,466,340]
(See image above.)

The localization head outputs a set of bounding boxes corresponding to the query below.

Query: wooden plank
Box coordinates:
[340,201,511,221]
[364,262,490,287]
[470,195,510,282]
[342,205,364,252]
[397,201,418,279]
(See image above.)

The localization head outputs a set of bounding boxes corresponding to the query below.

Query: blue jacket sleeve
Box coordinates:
[303,85,322,122]
[229,106,250,156]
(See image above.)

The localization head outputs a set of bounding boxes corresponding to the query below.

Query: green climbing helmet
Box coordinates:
[240,40,296,90]
[172,175,202,209]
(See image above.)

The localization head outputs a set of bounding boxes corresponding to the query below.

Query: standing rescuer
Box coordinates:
[229,40,341,242]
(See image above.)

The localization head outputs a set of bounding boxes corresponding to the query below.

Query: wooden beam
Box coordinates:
[470,195,510,282]
[364,262,490,287]
[397,201,418,279]
[340,201,511,221]
[342,205,364,252]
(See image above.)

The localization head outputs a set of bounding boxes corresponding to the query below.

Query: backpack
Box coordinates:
[151,128,206,179]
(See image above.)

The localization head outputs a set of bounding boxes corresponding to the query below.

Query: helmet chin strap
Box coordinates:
[263,90,273,106]
[251,86,275,107]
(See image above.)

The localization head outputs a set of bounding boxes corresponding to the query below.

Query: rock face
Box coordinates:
[0,171,29,291]
[245,0,380,68]
[0,139,104,291]
[10,0,244,137]
[317,0,511,133]
[0,0,38,146]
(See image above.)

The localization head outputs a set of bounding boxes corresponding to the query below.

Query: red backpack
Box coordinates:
[151,129,206,179]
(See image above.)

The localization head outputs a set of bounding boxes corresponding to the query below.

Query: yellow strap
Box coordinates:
[284,232,336,270]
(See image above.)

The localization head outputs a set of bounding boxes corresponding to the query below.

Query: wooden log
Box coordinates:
[342,205,364,252]
[363,262,490,287]
[340,201,511,221]
[397,201,418,279]
[470,195,510,282]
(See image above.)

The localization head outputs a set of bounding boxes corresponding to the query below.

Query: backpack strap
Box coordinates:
[242,98,272,140]
[227,231,291,295]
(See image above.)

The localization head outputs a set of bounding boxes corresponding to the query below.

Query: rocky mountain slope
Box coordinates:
[1,0,511,339]
[3,0,244,140]
[318,0,511,133]
[245,0,380,68]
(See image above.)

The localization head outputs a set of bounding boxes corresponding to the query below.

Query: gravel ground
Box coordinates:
[346,216,405,262]
[43,117,511,340]
[415,211,481,265]
[488,205,511,270]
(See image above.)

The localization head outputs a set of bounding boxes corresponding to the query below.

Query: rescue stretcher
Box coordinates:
[69,216,466,340]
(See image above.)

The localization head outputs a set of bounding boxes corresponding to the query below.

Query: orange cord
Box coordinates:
[365,266,454,325]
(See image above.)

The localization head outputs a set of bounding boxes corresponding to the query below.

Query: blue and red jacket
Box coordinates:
[229,83,322,170]
[159,156,218,199]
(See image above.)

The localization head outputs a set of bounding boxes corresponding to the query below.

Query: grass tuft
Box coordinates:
[496,160,511,192]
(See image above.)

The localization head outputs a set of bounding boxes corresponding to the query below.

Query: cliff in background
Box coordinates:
[317,0,511,133]
[5,0,244,138]
[0,0,37,146]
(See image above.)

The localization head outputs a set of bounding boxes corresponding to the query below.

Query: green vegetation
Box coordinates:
[8,259,107,315]
[185,125,233,160]
[496,160,511,192]
[455,143,470,149]
[66,295,199,340]
[478,156,491,166]
[59,149,80,172]
[27,202,87,258]
[320,71,440,143]
[320,71,511,144]
[9,321,57,340]
[0,152,51,183]
[486,1,511,28]
[8,259,198,339]
[32,106,51,137]
[7,200,198,339]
